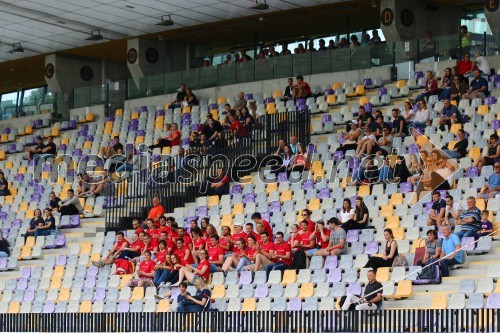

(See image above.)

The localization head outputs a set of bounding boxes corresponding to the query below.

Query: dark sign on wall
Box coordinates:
[400,9,414,27]
[80,66,93,81]
[127,48,138,64]
[45,63,55,79]
[145,48,159,63]
[485,0,499,12]
[380,8,394,26]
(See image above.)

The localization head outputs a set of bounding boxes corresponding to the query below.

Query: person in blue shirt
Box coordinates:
[439,224,463,277]
[479,161,500,199]
[455,197,482,239]
[466,69,488,100]
[438,99,463,131]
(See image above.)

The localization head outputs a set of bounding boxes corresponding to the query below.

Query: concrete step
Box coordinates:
[0,270,22,279]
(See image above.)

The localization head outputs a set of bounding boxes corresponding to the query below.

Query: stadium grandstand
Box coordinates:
[1,0,500,332]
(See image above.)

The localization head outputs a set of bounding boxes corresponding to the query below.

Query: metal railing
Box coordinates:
[0,309,497,332]
[105,110,311,231]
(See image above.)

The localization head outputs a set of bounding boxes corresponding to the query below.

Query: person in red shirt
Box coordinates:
[294,220,316,251]
[288,224,301,252]
[149,122,181,149]
[456,52,474,76]
[158,216,174,237]
[300,210,316,232]
[245,223,261,243]
[177,227,193,251]
[146,197,165,225]
[314,218,347,258]
[153,241,175,286]
[206,235,225,269]
[231,223,246,253]
[200,218,209,237]
[141,233,158,258]
[291,75,312,99]
[305,220,331,257]
[415,71,438,103]
[221,236,257,273]
[145,219,160,240]
[131,219,144,238]
[219,226,233,254]
[158,231,175,254]
[190,227,206,263]
[173,238,194,266]
[115,233,143,261]
[251,212,273,242]
[246,232,275,272]
[173,249,211,286]
[229,115,248,139]
[189,219,198,232]
[208,167,230,196]
[128,250,156,287]
[92,231,128,267]
[264,232,292,277]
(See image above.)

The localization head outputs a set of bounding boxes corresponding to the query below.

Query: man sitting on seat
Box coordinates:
[25,136,45,161]
[100,136,123,160]
[291,75,312,99]
[282,77,294,101]
[41,136,57,156]
[439,99,462,132]
[58,189,84,216]
[207,168,230,196]
[479,161,500,199]
[341,270,383,310]
[92,231,128,267]
[427,191,446,226]
[314,218,346,258]
[168,83,186,110]
[466,69,489,100]
[233,92,247,111]
[455,196,482,239]
[147,197,165,225]
[439,224,463,277]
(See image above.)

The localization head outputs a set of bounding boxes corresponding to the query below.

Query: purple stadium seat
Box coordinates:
[486,294,500,308]
[136,130,146,137]
[87,265,98,277]
[157,110,165,117]
[461,237,476,251]
[59,144,67,151]
[270,201,281,213]
[231,185,242,195]
[3,128,10,134]
[408,144,419,154]
[491,120,500,131]
[8,143,16,153]
[400,182,413,193]
[239,271,252,285]
[191,124,200,132]
[412,104,419,112]
[197,206,208,217]
[414,71,424,80]
[24,289,35,302]
[0,257,6,270]
[365,241,379,255]
[43,301,55,313]
[17,278,28,290]
[348,282,362,296]
[363,78,373,87]
[69,120,77,130]
[302,180,314,191]
[296,99,306,107]
[324,89,334,96]
[181,113,191,121]
[466,167,479,178]
[325,255,338,269]
[181,138,190,146]
[378,88,387,96]
[485,97,496,105]
[209,103,217,110]
[265,97,275,104]
[86,135,94,142]
[94,288,106,301]
[70,215,80,228]
[139,106,147,113]
[322,115,332,124]
[245,93,254,100]
[492,75,500,84]
[288,298,302,311]
[297,104,308,112]
[364,103,373,113]
[244,193,255,203]
[55,234,66,248]
[327,268,342,283]
[333,151,344,162]
[346,230,359,243]
[35,119,43,128]
[106,116,115,122]
[254,284,269,298]
[424,202,433,215]
[21,267,31,279]
[118,300,130,312]
[318,188,330,199]
[85,276,96,288]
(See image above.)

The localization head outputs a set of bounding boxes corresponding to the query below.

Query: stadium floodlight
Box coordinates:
[156,15,174,26]
[8,43,24,54]
[251,0,269,10]
[86,30,103,41]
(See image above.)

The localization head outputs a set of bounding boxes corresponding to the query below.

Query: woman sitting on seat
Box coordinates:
[34,208,56,238]
[364,228,398,272]
[221,236,257,273]
[341,197,369,231]
[417,229,442,266]
[288,143,310,174]
[176,277,211,312]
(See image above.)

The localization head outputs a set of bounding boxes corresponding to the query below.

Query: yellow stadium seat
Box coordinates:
[326,95,337,104]
[476,198,486,211]
[83,141,92,149]
[380,204,394,218]
[358,185,370,197]
[386,216,400,229]
[468,147,481,161]
[447,141,458,150]
[282,270,297,284]
[81,242,92,255]
[135,136,144,144]
[51,127,59,137]
[61,137,69,145]
[359,96,369,106]
[162,147,171,155]
[450,124,462,135]
[103,127,112,135]
[313,169,325,181]
[386,280,413,299]
[4,196,13,204]
[376,267,391,282]
[212,285,226,299]
[18,166,27,175]
[240,175,253,184]
[89,253,101,267]
[115,108,123,116]
[341,177,352,188]
[431,292,447,309]
[0,151,5,160]
[332,82,341,90]
[25,125,33,135]
[217,97,226,105]
[157,299,170,312]
[182,106,191,114]
[210,109,219,121]
[25,236,35,247]
[355,85,365,96]
[131,112,139,120]
[494,280,500,293]
[53,265,65,278]
[5,161,13,169]
[232,203,244,215]
[20,246,31,260]
[8,301,20,314]
[393,227,405,240]
[85,113,94,122]
[396,80,406,89]
[1,134,7,142]
[79,300,92,313]
[208,195,219,208]
[390,193,403,205]
[50,277,62,290]
[415,135,429,146]
[221,215,233,227]
[308,198,320,211]
[299,283,314,298]
[272,90,282,99]
[58,288,70,301]
[242,298,256,311]
[19,202,29,211]
[130,287,144,302]
[311,161,323,173]
[119,275,133,290]
[280,190,292,203]
[9,187,16,196]
[477,105,489,115]
[266,103,276,114]
[266,182,278,194]
[451,100,457,106]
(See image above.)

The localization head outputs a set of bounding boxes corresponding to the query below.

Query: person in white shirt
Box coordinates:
[57,189,84,216]
[355,128,377,156]
[412,100,430,129]
[444,194,462,227]
[402,100,415,122]
[472,51,490,77]
[338,199,355,224]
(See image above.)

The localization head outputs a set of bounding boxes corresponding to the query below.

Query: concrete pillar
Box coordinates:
[126,38,167,89]
[484,0,500,51]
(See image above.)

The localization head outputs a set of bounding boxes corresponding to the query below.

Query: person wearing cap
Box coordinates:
[337,121,362,153]
[314,218,347,257]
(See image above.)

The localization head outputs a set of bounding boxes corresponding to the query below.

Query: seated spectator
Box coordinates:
[25,209,44,240]
[336,121,362,153]
[378,157,394,183]
[299,209,315,232]
[174,249,211,286]
[439,98,462,131]
[207,168,229,196]
[394,155,413,183]
[0,171,9,196]
[341,196,369,231]
[168,83,186,110]
[466,69,489,100]
[477,210,493,239]
[99,136,123,160]
[472,51,490,76]
[474,134,500,175]
[245,231,275,272]
[364,228,398,272]
[391,108,409,138]
[293,220,316,254]
[106,147,128,173]
[156,282,192,311]
[287,224,300,252]
[456,52,474,77]
[161,253,184,286]
[34,208,55,238]
[261,232,291,277]
[411,100,430,130]
[424,157,456,191]
[355,128,377,156]
[437,68,453,101]
[289,136,300,154]
[87,169,111,197]
[415,71,438,103]
[444,195,462,227]
[455,196,482,239]
[239,50,252,62]
[288,143,310,173]
[176,277,211,312]
[48,191,61,212]
[251,212,273,241]
[357,106,370,125]
[182,87,198,107]
[0,234,9,258]
[372,116,387,138]
[440,225,463,277]
[76,173,92,198]
[173,237,194,267]
[92,231,128,268]
[291,75,312,99]
[479,161,500,199]
[349,157,379,186]
[402,100,415,122]
[221,236,257,273]
[314,218,347,257]
[41,136,57,156]
[449,75,468,102]
[58,189,84,216]
[341,270,382,310]
[145,197,165,225]
[190,228,205,263]
[417,229,442,266]
[443,129,468,159]
[240,107,254,132]
[229,115,247,140]
[149,123,181,150]
[373,126,393,156]
[127,250,155,288]
[338,199,355,225]
[318,39,328,51]
[153,246,174,286]
[427,191,446,226]
[233,92,247,111]
[25,136,45,161]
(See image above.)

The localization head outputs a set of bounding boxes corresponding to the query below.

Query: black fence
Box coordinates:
[105,110,311,231]
[0,309,497,332]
